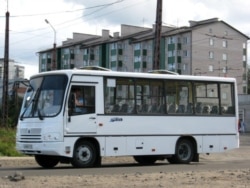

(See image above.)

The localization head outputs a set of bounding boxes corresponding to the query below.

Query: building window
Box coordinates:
[183,50,188,57]
[209,38,214,46]
[42,64,46,70]
[111,56,117,61]
[209,51,214,59]
[209,65,213,72]
[183,64,186,71]
[111,43,117,50]
[168,51,173,57]
[168,63,176,71]
[222,53,227,61]
[243,43,246,49]
[83,49,88,55]
[134,43,141,50]
[243,86,247,94]
[222,40,228,48]
[183,37,189,44]
[134,56,141,62]
[222,67,227,74]
[168,37,175,44]
[243,55,246,62]
[243,73,247,81]
[243,60,247,68]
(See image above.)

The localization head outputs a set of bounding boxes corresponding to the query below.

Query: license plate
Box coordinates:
[23,144,33,150]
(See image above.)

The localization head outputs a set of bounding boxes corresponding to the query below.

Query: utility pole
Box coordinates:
[153,0,162,70]
[2,11,10,127]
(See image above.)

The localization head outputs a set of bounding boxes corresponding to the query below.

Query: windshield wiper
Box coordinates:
[38,109,44,120]
[20,87,42,121]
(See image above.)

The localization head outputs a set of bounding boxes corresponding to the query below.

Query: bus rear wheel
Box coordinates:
[71,140,97,168]
[133,156,157,165]
[168,139,194,164]
[35,155,59,168]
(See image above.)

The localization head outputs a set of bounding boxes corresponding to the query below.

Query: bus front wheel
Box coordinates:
[167,139,194,164]
[71,140,97,168]
[35,155,59,168]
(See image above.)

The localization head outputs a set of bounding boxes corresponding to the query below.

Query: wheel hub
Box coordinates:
[78,147,91,162]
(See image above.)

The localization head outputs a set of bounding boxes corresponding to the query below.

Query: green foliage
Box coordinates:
[0,128,23,156]
[0,96,23,128]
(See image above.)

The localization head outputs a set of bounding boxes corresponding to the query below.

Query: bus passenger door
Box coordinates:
[66,84,97,133]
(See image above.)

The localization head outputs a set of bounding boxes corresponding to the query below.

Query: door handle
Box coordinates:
[89,117,96,120]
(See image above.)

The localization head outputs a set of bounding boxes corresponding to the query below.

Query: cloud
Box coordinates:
[62,0,157,28]
[0,0,249,79]
[0,0,85,65]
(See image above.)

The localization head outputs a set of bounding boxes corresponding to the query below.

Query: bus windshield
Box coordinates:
[20,75,68,119]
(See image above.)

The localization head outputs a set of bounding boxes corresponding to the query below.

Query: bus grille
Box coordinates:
[19,128,42,142]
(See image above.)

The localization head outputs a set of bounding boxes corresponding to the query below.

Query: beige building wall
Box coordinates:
[191,22,248,94]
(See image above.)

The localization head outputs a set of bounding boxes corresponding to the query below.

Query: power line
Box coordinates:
[0,0,124,18]
[1,1,127,38]
[0,0,149,63]
[53,0,148,32]
[1,0,146,48]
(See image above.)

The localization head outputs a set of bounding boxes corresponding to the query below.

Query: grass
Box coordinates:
[0,127,23,156]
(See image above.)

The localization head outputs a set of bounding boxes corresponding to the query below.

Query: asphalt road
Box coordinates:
[0,134,250,177]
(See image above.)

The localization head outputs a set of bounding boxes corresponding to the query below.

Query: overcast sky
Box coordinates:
[0,0,250,79]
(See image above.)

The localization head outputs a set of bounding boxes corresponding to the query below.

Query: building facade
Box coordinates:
[0,58,26,105]
[38,18,249,94]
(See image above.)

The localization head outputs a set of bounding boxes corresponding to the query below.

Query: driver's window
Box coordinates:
[69,86,95,115]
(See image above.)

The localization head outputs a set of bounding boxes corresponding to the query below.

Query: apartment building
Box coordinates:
[38,18,249,94]
[0,58,26,104]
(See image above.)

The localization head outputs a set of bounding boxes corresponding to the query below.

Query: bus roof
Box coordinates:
[31,69,236,83]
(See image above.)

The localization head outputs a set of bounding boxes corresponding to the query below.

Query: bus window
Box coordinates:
[21,75,67,118]
[165,81,192,114]
[136,79,165,114]
[69,86,95,115]
[105,78,135,114]
[220,83,235,114]
[194,82,219,115]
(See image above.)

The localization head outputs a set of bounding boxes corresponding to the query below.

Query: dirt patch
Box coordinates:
[1,135,250,188]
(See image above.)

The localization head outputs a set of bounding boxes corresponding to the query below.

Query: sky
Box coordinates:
[0,0,250,79]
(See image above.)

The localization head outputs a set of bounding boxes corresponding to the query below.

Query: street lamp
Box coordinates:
[45,19,57,70]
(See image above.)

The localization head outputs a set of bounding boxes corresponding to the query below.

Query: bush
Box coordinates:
[0,128,23,156]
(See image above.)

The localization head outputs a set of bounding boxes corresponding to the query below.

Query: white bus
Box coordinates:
[16,67,239,168]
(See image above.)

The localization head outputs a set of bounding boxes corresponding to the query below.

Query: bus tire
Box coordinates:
[71,140,97,168]
[133,156,157,165]
[35,155,59,168]
[172,139,194,164]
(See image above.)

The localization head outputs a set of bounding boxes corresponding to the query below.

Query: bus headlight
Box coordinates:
[43,133,60,141]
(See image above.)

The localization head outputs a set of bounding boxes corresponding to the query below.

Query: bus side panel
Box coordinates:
[103,136,177,157]
[126,136,177,156]
[202,134,239,153]
[97,116,238,137]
